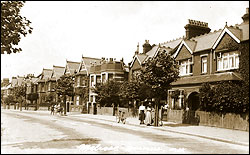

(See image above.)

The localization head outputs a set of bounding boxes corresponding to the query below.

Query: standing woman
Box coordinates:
[138,103,145,124]
[145,105,152,126]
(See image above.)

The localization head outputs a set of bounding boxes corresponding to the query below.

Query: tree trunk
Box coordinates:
[63,95,67,115]
[154,98,160,127]
[20,102,22,111]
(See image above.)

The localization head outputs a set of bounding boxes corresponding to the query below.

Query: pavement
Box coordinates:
[2,108,249,147]
[66,111,249,147]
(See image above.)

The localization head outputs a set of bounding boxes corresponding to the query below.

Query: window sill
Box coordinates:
[179,74,193,77]
[216,68,239,73]
[200,72,208,75]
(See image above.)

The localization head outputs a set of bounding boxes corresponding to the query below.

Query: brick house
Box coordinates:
[169,8,249,111]
[25,74,39,108]
[46,65,65,104]
[73,56,102,113]
[63,60,81,112]
[89,57,129,114]
[128,8,249,111]
[37,68,53,107]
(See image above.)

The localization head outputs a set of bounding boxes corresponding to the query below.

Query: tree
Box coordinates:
[139,50,179,126]
[94,80,122,107]
[55,74,74,115]
[1,1,33,54]
[27,92,38,110]
[12,84,26,111]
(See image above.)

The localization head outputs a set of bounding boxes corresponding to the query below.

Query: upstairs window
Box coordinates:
[90,76,95,87]
[217,51,239,71]
[179,59,193,76]
[82,78,87,87]
[201,56,207,74]
[77,76,80,87]
[108,73,113,81]
[102,73,106,83]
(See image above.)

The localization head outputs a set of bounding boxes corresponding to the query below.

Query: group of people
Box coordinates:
[50,103,63,116]
[138,102,169,126]
[116,110,126,124]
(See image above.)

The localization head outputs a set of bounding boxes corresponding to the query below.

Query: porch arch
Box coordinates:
[187,91,200,111]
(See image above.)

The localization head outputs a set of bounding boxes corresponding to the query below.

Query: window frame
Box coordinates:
[179,58,193,76]
[217,51,239,71]
[201,56,208,74]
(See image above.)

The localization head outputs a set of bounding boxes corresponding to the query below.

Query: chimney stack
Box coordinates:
[142,40,152,54]
[184,19,211,39]
[242,8,249,23]
[134,42,139,55]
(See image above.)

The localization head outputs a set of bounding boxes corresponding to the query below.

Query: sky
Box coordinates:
[1,1,249,80]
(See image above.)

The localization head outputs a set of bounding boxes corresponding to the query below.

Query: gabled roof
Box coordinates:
[173,40,194,58]
[78,56,102,75]
[65,60,81,75]
[51,65,65,80]
[130,38,182,68]
[31,77,39,84]
[212,27,241,50]
[129,53,147,68]
[11,78,18,87]
[17,76,25,86]
[42,69,53,80]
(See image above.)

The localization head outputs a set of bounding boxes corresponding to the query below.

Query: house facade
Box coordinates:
[128,8,249,111]
[63,60,81,112]
[25,74,39,108]
[37,68,53,107]
[89,57,129,114]
[46,65,65,105]
[73,56,102,113]
[169,8,249,111]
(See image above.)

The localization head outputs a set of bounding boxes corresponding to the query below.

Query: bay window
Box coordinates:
[217,51,239,71]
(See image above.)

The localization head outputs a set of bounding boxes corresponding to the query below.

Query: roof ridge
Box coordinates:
[43,68,52,71]
[53,65,64,68]
[161,36,183,45]
[189,28,223,40]
[82,56,101,60]
[67,60,81,64]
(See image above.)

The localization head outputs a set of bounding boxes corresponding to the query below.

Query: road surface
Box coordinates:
[1,109,249,154]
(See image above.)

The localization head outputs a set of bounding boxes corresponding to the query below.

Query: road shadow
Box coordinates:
[163,123,193,127]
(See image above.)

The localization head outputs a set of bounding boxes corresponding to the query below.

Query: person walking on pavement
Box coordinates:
[50,104,55,115]
[138,103,146,125]
[145,104,152,126]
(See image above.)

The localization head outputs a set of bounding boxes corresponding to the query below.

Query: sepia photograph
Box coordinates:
[1,1,249,154]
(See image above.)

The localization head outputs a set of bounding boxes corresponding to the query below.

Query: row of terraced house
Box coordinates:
[2,8,249,125]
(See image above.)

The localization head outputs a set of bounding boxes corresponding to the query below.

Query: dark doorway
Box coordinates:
[187,92,200,111]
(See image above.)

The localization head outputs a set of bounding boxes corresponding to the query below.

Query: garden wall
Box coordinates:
[96,107,138,118]
[166,109,249,131]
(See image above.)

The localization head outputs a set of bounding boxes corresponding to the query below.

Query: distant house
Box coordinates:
[63,60,81,112]
[1,78,11,103]
[89,57,129,114]
[129,39,182,82]
[46,65,65,104]
[37,68,53,107]
[73,56,102,113]
[25,74,39,107]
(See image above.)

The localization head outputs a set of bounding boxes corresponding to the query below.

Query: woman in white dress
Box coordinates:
[145,107,152,126]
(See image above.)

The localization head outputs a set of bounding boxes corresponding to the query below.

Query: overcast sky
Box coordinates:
[1,1,249,80]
